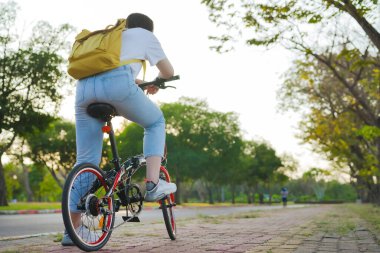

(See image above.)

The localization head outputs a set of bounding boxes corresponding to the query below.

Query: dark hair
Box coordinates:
[126,13,154,32]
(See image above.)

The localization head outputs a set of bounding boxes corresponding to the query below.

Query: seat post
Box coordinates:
[104,120,121,171]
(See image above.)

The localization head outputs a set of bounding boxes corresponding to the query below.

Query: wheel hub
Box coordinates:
[85,194,100,216]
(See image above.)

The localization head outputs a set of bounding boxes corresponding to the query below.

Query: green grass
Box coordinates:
[197,214,222,224]
[53,233,63,242]
[0,202,61,211]
[312,203,380,236]
[346,203,380,233]
[313,205,358,236]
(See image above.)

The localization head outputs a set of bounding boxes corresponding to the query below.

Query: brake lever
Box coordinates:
[163,85,176,89]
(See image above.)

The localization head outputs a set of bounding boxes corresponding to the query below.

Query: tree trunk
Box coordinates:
[0,154,8,206]
[246,188,252,204]
[22,164,34,202]
[231,185,235,204]
[344,2,380,52]
[207,185,214,204]
[259,192,264,204]
[368,180,380,205]
[175,175,181,205]
[221,186,225,202]
[325,0,380,52]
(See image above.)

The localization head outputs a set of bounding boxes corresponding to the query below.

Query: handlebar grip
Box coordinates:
[139,75,180,90]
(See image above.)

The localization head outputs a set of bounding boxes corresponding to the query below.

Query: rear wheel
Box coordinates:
[62,163,115,251]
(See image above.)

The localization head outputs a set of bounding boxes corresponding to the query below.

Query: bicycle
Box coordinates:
[61,76,180,252]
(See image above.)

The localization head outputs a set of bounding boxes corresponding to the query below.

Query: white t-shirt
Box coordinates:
[120,28,167,79]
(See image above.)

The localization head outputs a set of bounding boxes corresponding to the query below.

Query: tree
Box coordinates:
[4,162,21,201]
[0,1,74,205]
[25,119,76,189]
[201,0,380,204]
[117,122,144,161]
[251,142,283,203]
[201,0,379,52]
[303,168,331,201]
[278,50,380,202]
[161,97,243,204]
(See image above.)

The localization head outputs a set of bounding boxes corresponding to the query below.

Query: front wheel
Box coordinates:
[159,166,176,240]
[62,163,115,251]
[161,195,176,240]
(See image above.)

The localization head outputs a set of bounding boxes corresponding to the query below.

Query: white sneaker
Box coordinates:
[76,225,98,242]
[61,231,74,246]
[145,179,177,202]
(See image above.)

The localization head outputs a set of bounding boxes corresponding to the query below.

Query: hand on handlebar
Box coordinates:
[146,85,159,95]
[138,75,180,91]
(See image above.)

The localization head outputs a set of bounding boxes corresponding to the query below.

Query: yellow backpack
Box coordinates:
[67,19,146,80]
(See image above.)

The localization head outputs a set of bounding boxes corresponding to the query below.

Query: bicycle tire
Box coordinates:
[161,195,176,240]
[159,167,176,240]
[62,163,115,251]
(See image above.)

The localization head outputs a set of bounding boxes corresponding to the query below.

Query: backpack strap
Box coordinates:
[120,59,146,81]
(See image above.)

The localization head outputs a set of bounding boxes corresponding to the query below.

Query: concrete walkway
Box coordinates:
[0,205,379,253]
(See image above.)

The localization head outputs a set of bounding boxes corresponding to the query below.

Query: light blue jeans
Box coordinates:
[75,65,166,166]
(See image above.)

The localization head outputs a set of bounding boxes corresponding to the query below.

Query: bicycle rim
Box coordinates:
[62,164,115,251]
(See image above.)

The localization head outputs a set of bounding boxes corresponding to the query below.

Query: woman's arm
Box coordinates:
[156,58,174,79]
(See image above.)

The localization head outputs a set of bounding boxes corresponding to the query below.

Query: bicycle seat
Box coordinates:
[87,103,117,122]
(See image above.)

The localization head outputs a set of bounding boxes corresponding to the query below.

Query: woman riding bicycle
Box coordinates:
[62,12,177,246]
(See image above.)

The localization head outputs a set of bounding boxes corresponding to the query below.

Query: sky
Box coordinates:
[11,0,332,176]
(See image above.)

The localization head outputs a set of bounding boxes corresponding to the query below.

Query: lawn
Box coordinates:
[346,203,380,233]
[0,202,61,211]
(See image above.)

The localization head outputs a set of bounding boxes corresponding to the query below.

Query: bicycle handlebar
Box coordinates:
[139,75,180,90]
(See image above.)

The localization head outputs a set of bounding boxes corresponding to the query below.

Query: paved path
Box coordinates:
[0,204,379,253]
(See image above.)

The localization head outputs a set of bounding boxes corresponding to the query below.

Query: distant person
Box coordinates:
[281,187,288,207]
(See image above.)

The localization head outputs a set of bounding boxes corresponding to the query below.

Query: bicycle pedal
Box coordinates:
[159,202,176,209]
[122,216,140,222]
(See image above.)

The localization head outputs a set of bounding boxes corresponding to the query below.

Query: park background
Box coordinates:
[0,0,379,207]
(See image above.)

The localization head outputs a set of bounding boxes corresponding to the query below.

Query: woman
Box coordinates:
[62,13,176,246]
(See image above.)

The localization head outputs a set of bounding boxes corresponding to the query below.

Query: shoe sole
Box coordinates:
[61,242,75,246]
[145,190,176,202]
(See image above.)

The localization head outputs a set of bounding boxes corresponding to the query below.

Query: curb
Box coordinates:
[0,203,209,215]
[0,209,62,215]
[0,232,61,241]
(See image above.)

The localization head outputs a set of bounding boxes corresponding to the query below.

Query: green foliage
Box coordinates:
[0,1,74,146]
[4,162,20,200]
[29,164,47,201]
[347,204,380,232]
[278,48,380,203]
[25,119,76,188]
[288,175,357,202]
[357,125,380,141]
[201,0,380,52]
[39,173,62,202]
[161,97,243,184]
[324,180,357,201]
[250,143,283,183]
[0,0,75,205]
[202,0,380,204]
[117,123,144,161]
